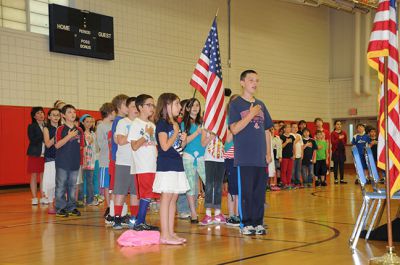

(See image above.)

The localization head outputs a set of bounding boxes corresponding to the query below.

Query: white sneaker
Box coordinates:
[88,199,99,206]
[40,198,49,204]
[240,225,256,236]
[178,212,191,219]
[32,198,38,205]
[255,225,267,235]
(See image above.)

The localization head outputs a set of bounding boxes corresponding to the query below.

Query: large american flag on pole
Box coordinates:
[367,0,400,197]
[190,18,227,142]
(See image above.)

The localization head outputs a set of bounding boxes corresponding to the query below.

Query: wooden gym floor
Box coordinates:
[0,172,399,265]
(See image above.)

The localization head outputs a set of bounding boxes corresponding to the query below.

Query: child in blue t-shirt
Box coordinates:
[228,70,273,236]
[352,123,371,184]
[179,98,205,223]
[153,93,190,245]
[55,104,84,217]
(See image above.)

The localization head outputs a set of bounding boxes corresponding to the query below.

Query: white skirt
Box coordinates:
[42,161,56,201]
[268,160,276,178]
[152,171,190,194]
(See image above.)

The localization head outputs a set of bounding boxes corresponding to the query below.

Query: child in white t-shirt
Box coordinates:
[200,130,226,226]
[291,123,303,187]
[112,97,140,230]
[128,94,159,231]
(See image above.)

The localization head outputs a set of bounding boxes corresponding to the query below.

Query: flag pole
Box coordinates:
[383,56,393,250]
[369,57,400,265]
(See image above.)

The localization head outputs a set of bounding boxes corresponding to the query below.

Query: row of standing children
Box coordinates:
[28,102,106,215]
[268,121,329,189]
[27,70,275,239]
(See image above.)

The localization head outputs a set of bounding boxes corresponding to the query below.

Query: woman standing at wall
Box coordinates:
[331,120,347,184]
[27,106,46,205]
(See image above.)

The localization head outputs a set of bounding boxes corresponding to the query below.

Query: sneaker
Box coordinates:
[76,201,84,208]
[266,185,271,192]
[321,181,327,186]
[105,214,114,226]
[379,178,385,184]
[40,198,49,204]
[56,209,69,217]
[240,225,256,236]
[255,225,267,235]
[113,216,123,230]
[87,199,99,206]
[213,214,227,224]
[121,215,131,228]
[315,180,321,187]
[234,215,241,223]
[133,223,160,231]
[95,195,104,203]
[128,216,137,228]
[334,180,339,184]
[340,180,347,184]
[226,216,240,227]
[199,215,213,226]
[31,198,38,205]
[190,217,199,224]
[178,212,191,219]
[69,209,81,216]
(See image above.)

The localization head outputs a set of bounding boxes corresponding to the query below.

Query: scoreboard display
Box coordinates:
[49,4,114,60]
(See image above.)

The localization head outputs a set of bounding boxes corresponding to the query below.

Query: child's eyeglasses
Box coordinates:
[143,103,155,108]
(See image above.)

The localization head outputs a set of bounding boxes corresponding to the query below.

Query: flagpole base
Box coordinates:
[369,247,400,265]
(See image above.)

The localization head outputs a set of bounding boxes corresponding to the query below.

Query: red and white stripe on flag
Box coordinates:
[190,18,227,142]
[367,0,400,197]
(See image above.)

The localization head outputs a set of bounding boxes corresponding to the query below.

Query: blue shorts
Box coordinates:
[225,159,238,195]
[99,167,110,189]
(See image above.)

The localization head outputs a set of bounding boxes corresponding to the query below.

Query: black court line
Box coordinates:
[289,249,313,253]
[265,215,355,226]
[216,220,340,265]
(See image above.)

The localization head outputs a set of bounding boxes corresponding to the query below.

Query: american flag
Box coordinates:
[190,18,227,142]
[367,0,400,197]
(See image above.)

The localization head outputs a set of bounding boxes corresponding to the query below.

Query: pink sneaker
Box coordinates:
[213,214,226,224]
[199,215,213,226]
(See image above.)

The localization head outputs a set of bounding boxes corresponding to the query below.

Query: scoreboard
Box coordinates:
[49,4,114,60]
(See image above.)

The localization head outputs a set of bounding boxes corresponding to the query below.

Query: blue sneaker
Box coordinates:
[113,216,123,230]
[128,216,137,229]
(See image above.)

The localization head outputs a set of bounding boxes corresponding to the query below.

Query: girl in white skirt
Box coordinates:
[153,93,190,245]
[42,108,61,214]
